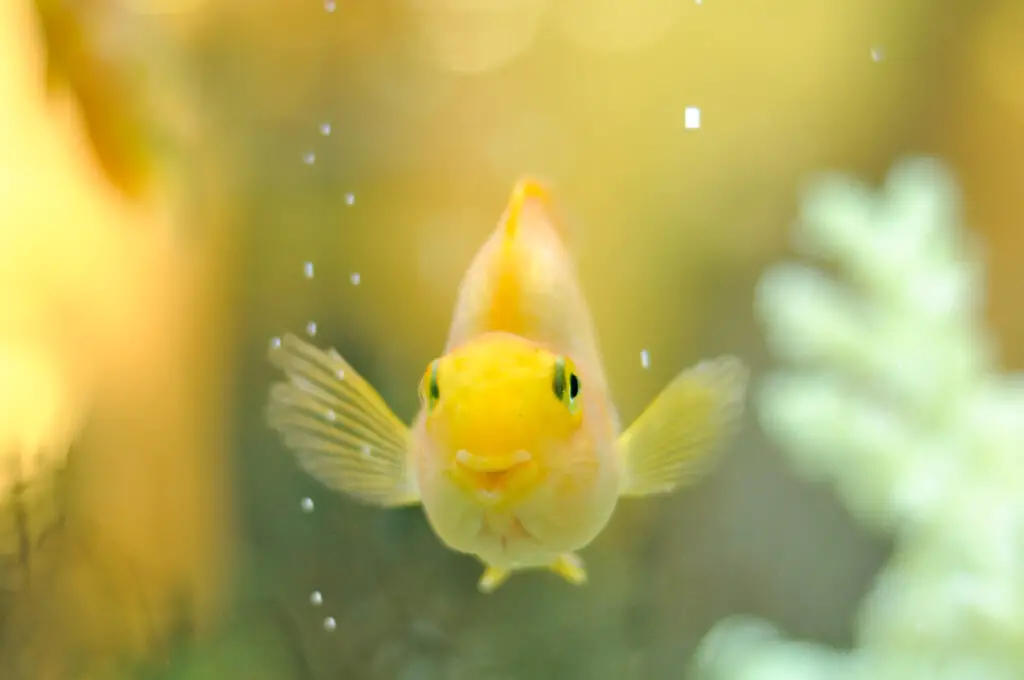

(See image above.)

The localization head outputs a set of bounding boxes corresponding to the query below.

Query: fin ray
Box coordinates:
[617,356,748,497]
[266,333,419,507]
[273,341,408,449]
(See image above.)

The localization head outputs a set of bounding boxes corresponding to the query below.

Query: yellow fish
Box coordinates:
[266,178,748,593]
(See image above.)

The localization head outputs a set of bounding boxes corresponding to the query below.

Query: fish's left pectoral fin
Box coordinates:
[617,356,748,498]
[266,333,420,508]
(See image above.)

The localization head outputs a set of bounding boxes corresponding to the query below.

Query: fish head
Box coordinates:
[417,331,587,508]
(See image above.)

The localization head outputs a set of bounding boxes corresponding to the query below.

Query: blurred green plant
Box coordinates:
[692,158,1024,679]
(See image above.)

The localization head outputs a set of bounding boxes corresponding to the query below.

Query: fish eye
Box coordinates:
[552,356,581,413]
[422,360,440,411]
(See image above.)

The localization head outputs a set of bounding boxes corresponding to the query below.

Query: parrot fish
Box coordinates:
[266,178,748,593]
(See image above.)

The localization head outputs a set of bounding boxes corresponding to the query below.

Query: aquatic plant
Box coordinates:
[0,344,76,589]
[693,157,1024,679]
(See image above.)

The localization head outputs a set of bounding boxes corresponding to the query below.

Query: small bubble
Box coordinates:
[350,272,361,286]
[870,47,884,62]
[323,616,337,631]
[306,321,318,337]
[344,193,356,206]
[640,349,651,369]
[684,106,701,130]
[337,368,346,380]
[270,336,282,350]
[303,261,315,279]
[361,444,372,459]
[304,151,316,165]
[301,497,315,513]
[325,409,336,421]
[310,590,323,606]
[324,0,336,11]
[319,122,332,136]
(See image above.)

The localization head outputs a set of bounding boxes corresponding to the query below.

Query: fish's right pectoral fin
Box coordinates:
[617,356,748,498]
[266,332,420,508]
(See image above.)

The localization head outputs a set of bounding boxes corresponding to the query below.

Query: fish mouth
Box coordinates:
[455,448,531,472]
[449,449,539,508]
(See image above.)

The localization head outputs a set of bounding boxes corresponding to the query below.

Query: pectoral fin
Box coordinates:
[266,333,419,507]
[617,356,748,497]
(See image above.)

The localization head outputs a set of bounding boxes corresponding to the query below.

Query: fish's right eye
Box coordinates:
[553,357,566,402]
[552,355,582,415]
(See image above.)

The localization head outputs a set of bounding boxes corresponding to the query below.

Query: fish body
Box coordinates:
[412,331,620,584]
[267,178,747,592]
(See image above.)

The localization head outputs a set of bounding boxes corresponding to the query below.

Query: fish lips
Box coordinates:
[447,448,540,508]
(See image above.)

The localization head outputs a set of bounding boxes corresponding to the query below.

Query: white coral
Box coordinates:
[693,158,1024,679]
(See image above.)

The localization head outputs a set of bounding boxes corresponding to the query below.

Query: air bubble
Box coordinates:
[361,444,372,459]
[310,591,323,606]
[325,409,336,421]
[324,0,336,11]
[270,336,282,350]
[640,349,651,369]
[337,368,346,380]
[306,321,318,337]
[301,497,315,513]
[319,122,332,136]
[344,193,356,206]
[304,152,316,165]
[684,107,701,130]
[871,47,884,62]
[350,272,361,286]
[303,261,315,279]
[323,616,337,631]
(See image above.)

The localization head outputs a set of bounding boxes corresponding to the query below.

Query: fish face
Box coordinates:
[417,331,585,510]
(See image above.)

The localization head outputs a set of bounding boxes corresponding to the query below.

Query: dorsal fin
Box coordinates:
[486,177,554,333]
[445,176,582,352]
[500,176,553,239]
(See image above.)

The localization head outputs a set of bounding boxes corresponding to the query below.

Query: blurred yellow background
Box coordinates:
[0,0,1020,678]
